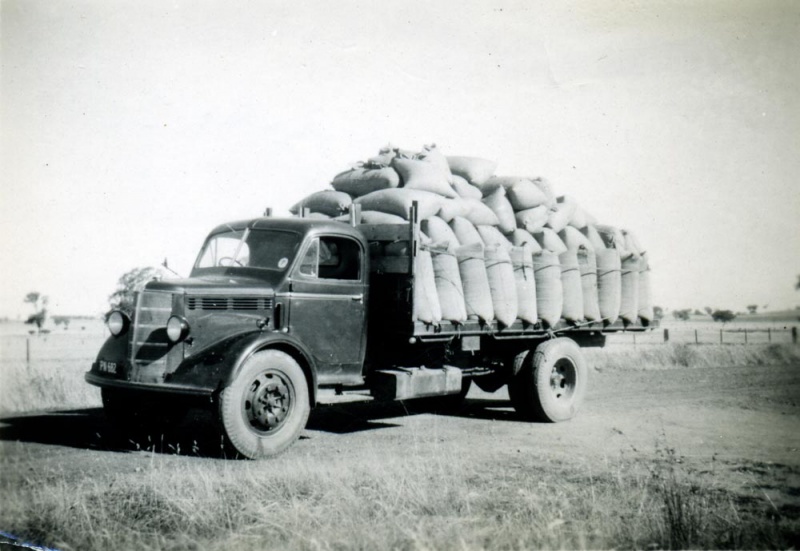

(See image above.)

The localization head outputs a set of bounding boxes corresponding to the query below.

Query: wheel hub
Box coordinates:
[549,359,576,401]
[244,372,293,433]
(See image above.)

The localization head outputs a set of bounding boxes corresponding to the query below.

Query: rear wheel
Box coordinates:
[508,338,588,422]
[219,350,310,459]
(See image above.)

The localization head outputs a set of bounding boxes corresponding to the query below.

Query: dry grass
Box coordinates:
[1,333,799,549]
[1,442,796,550]
[586,343,800,372]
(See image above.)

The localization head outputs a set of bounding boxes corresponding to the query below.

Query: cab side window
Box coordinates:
[298,236,361,280]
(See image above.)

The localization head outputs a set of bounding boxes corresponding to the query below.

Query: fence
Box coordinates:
[606,326,798,346]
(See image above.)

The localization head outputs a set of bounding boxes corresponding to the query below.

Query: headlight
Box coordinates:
[166,316,190,343]
[107,310,130,337]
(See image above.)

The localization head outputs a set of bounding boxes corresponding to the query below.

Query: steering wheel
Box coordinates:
[218,256,244,267]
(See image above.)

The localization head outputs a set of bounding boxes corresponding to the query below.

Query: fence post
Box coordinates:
[663,328,670,343]
[26,337,30,364]
[768,328,771,343]
[720,329,723,344]
[793,326,798,345]
[695,329,699,345]
[744,328,748,345]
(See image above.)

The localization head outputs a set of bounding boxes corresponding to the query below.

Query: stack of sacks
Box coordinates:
[288,143,652,328]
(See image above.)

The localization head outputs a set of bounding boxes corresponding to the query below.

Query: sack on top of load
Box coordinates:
[288,142,651,328]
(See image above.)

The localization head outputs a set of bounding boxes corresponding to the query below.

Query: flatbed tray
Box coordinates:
[411,318,658,342]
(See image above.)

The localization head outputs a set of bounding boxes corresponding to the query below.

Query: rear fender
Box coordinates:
[222,332,319,407]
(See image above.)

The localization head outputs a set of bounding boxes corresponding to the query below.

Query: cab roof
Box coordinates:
[207,216,366,242]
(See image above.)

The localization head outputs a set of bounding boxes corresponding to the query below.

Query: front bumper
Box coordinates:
[85,370,215,396]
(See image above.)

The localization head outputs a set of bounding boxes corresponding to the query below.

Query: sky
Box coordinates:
[1,0,799,318]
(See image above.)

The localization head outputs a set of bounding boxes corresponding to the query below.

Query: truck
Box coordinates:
[86,204,652,458]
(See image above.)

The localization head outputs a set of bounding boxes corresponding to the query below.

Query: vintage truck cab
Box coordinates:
[87,216,373,457]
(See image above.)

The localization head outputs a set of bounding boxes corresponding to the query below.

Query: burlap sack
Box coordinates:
[482,187,517,234]
[533,251,563,328]
[359,211,407,224]
[413,249,442,325]
[559,226,595,252]
[533,228,568,255]
[446,156,497,186]
[559,251,584,323]
[354,188,443,220]
[515,205,549,233]
[477,225,513,251]
[596,248,621,325]
[422,216,460,251]
[579,249,601,322]
[463,198,501,226]
[638,253,654,324]
[437,198,473,222]
[507,180,549,210]
[415,144,453,183]
[485,245,518,328]
[429,245,467,323]
[546,197,577,234]
[509,229,543,253]
[450,175,483,200]
[581,225,607,251]
[510,245,538,324]
[332,166,400,197]
[620,255,640,325]
[290,190,353,217]
[392,157,458,198]
[530,177,557,207]
[455,243,494,322]
[449,216,483,246]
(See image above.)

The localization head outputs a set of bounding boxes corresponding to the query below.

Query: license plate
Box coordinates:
[99,360,117,374]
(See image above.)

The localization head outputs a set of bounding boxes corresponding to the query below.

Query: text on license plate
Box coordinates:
[99,360,117,374]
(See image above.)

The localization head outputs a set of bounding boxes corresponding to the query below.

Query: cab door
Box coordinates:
[288,235,367,385]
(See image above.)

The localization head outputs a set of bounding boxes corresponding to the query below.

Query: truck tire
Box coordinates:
[508,337,588,422]
[219,350,310,459]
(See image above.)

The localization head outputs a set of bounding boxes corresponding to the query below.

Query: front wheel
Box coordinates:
[508,338,588,422]
[219,349,310,459]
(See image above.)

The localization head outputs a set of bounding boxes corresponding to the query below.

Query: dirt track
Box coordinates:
[2,362,799,517]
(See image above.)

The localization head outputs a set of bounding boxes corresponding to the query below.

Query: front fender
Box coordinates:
[219,331,319,406]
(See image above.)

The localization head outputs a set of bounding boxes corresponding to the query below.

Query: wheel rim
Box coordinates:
[242,370,295,434]
[549,358,577,402]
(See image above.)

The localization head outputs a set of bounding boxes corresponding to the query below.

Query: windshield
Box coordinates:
[192,229,302,274]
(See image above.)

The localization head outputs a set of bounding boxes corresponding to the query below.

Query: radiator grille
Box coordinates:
[130,291,174,377]
[186,296,273,311]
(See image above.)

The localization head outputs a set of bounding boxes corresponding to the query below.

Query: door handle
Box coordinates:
[352,294,363,302]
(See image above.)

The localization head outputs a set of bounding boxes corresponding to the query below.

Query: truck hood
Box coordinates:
[145,275,276,296]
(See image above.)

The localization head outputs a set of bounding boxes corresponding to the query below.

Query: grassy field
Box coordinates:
[1,329,799,550]
[2,438,796,551]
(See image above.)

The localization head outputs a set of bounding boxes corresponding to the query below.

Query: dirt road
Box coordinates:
[1,361,799,549]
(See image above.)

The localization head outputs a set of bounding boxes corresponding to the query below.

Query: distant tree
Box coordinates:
[672,309,691,321]
[108,267,160,316]
[653,306,664,320]
[23,292,49,330]
[711,309,736,323]
[796,275,800,291]
[52,316,71,329]
[693,309,703,316]
[704,306,713,316]
[746,304,758,315]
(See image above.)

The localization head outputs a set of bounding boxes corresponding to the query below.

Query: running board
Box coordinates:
[371,366,462,402]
